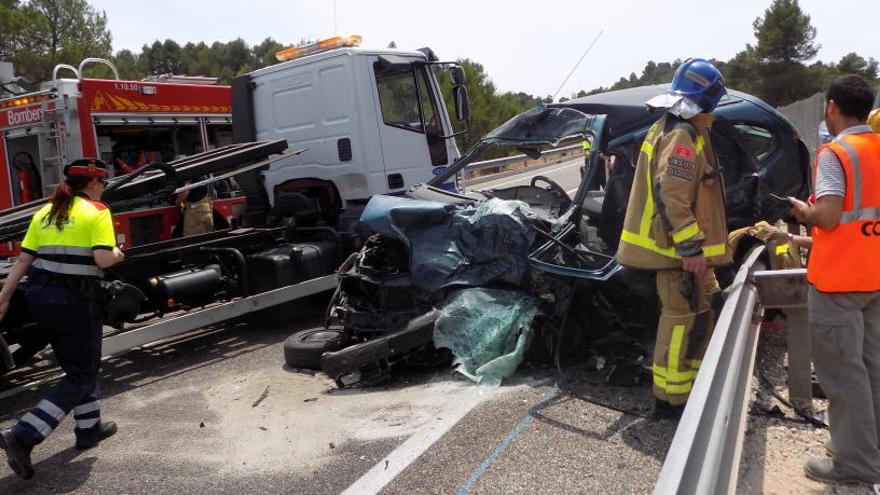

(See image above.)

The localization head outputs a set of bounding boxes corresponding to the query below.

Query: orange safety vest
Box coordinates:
[807,132,880,292]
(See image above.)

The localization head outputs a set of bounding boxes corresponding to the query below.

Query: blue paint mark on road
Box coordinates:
[454,386,560,495]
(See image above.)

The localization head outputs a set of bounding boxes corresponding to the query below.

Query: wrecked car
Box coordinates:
[283,84,811,387]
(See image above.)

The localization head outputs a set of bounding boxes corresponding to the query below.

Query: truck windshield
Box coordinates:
[374,62,422,132]
[374,60,448,166]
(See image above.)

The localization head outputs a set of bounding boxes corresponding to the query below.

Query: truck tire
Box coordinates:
[283,327,347,370]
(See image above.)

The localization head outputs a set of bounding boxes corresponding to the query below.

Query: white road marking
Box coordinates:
[475,160,581,190]
[340,387,486,495]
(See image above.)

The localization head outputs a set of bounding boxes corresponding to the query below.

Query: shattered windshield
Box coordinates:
[480,105,594,147]
[428,105,600,187]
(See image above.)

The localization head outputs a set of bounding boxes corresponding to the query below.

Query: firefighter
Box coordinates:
[177,176,214,236]
[616,58,732,419]
[0,158,125,480]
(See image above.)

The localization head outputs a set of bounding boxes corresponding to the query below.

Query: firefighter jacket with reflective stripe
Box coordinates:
[807,132,880,292]
[21,195,116,278]
[617,112,731,270]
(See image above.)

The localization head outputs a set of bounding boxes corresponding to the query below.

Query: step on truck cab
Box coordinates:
[231,35,470,227]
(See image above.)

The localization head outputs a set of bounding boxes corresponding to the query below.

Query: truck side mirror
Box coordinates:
[449,66,466,86]
[453,85,470,122]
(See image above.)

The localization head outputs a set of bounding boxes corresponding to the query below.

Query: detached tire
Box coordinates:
[283,327,347,369]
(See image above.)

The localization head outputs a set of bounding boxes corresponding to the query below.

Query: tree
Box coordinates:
[753,0,818,65]
[111,49,139,80]
[0,0,24,63]
[835,52,879,81]
[12,0,112,82]
[436,59,542,157]
[752,0,820,105]
[724,46,761,95]
[141,39,185,75]
[252,38,285,68]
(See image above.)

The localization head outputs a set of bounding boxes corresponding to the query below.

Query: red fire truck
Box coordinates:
[0,59,245,251]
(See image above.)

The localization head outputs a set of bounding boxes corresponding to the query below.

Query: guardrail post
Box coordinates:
[784,308,812,405]
[752,268,812,406]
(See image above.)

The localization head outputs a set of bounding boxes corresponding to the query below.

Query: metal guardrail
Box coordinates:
[654,246,767,495]
[655,250,813,494]
[461,144,582,186]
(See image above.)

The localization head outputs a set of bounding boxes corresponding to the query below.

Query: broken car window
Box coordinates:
[733,124,777,162]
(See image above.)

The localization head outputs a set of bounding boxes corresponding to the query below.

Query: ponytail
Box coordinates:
[44,176,91,230]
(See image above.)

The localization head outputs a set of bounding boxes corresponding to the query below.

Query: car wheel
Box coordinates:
[283,326,348,370]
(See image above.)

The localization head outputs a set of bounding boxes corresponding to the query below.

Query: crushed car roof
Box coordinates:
[551,84,744,139]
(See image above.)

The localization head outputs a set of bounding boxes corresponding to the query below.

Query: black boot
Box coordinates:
[0,429,35,480]
[653,399,685,420]
[75,421,117,450]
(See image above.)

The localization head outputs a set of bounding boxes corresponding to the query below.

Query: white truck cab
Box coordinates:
[232,36,469,225]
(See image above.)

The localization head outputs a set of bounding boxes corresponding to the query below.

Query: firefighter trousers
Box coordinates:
[653,268,723,406]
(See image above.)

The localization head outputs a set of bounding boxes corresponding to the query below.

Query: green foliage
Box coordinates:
[753,0,818,65]
[576,0,877,108]
[2,0,112,82]
[436,59,543,158]
[724,46,761,96]
[584,60,683,96]
[751,0,821,105]
[836,53,879,81]
[0,0,24,63]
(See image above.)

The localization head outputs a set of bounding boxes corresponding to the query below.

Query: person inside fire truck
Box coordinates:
[0,158,124,480]
[11,152,41,205]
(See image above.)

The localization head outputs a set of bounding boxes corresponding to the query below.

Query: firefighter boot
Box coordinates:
[653,399,684,420]
[0,428,35,480]
[75,421,117,450]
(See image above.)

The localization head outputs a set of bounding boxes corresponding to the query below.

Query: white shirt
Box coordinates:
[815,124,875,199]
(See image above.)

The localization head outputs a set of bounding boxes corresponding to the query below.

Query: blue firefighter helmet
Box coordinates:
[670,58,727,113]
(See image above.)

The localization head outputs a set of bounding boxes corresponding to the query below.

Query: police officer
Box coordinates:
[0,158,124,480]
[616,59,732,419]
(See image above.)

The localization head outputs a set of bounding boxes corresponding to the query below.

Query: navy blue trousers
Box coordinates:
[12,279,103,447]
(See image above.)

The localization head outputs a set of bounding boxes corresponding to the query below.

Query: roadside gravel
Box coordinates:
[738,319,874,495]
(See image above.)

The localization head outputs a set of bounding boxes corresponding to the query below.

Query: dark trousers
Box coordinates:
[11,280,103,447]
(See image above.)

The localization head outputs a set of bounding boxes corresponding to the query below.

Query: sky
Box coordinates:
[88,0,880,99]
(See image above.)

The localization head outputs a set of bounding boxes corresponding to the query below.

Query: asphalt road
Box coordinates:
[0,291,674,494]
